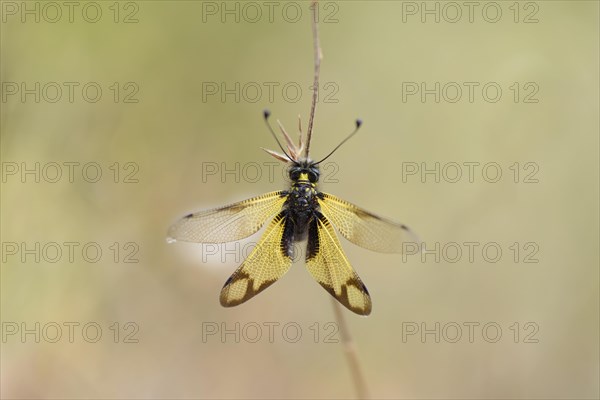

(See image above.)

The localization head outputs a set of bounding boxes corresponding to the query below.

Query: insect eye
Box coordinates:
[290,169,301,180]
[308,171,318,183]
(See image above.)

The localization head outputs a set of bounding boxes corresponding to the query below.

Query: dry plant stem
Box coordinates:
[304,0,322,159]
[306,1,370,398]
[331,298,371,399]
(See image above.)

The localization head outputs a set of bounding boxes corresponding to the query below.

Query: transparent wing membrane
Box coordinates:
[318,192,419,253]
[167,191,286,244]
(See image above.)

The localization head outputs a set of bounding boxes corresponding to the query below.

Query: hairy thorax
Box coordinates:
[285,173,320,237]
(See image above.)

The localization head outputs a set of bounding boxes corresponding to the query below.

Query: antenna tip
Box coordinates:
[355,118,363,128]
[263,109,271,120]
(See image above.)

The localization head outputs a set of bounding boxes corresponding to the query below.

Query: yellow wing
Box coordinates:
[167,191,286,243]
[306,212,372,316]
[317,192,419,253]
[220,211,293,307]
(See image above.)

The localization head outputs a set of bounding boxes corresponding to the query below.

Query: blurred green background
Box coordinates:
[1,1,598,399]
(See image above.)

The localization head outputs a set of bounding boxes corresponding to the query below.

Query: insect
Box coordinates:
[167,6,418,315]
[167,110,418,315]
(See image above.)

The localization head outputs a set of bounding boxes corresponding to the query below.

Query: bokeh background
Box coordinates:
[1,1,598,399]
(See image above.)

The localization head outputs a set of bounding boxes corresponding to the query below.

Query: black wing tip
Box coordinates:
[361,283,370,296]
[222,276,234,288]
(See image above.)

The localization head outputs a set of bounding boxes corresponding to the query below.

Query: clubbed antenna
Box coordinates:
[314,119,363,164]
[263,110,293,162]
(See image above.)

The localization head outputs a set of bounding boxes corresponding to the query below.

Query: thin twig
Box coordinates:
[306,3,370,397]
[304,0,322,159]
[331,298,371,399]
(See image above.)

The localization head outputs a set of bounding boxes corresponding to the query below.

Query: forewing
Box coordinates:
[220,211,293,307]
[167,191,286,243]
[317,192,419,253]
[306,212,372,316]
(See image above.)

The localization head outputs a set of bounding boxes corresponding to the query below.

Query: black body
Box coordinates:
[280,161,321,255]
